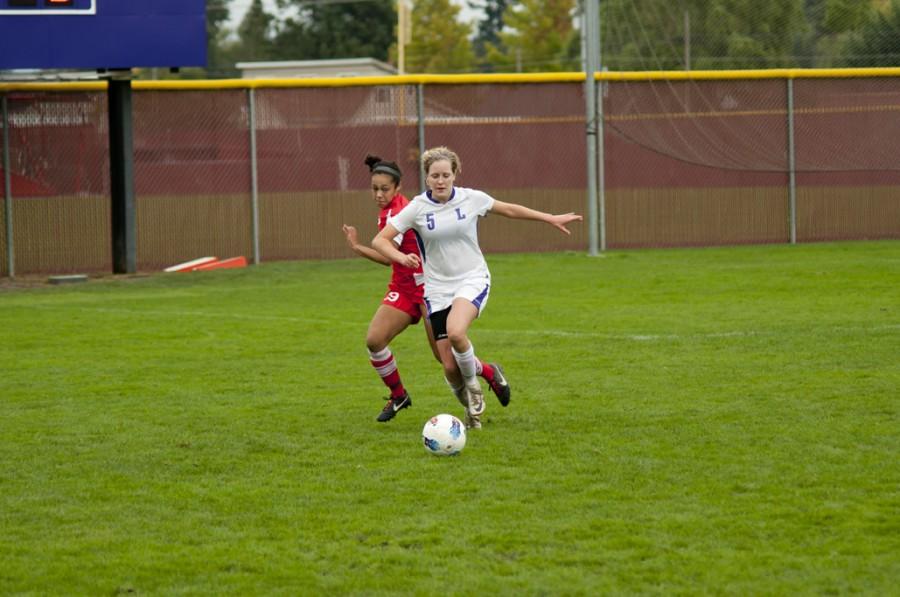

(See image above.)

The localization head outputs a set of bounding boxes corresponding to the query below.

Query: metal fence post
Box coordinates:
[584,0,601,255]
[787,77,797,244]
[249,87,260,265]
[2,93,14,278]
[416,83,425,194]
[598,76,606,252]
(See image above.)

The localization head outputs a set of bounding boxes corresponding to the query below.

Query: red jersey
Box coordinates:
[379,194,424,300]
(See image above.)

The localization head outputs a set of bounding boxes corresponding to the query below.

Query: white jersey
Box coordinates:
[389,186,494,294]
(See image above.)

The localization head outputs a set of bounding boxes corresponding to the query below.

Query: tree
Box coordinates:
[235,0,276,62]
[598,0,690,70]
[469,0,514,68]
[485,0,579,72]
[402,0,475,73]
[702,0,808,68]
[599,0,809,71]
[845,0,900,66]
[206,0,232,72]
[794,0,876,67]
[272,0,396,62]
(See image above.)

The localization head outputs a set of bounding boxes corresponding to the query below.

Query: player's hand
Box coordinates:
[399,253,421,269]
[550,213,582,235]
[342,224,358,248]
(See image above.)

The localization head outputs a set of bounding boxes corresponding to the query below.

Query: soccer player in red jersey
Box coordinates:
[343,155,508,422]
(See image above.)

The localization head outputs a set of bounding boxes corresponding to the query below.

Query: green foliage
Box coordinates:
[595,0,900,70]
[845,0,900,66]
[205,0,232,71]
[793,0,876,67]
[486,0,579,72]
[196,0,900,75]
[821,0,872,33]
[1,242,898,593]
[235,0,276,62]
[713,0,807,68]
[469,0,514,68]
[601,0,809,70]
[599,0,689,70]
[272,0,396,63]
[403,0,475,73]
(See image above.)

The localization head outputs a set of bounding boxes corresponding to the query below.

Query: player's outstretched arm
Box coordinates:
[490,200,583,235]
[373,223,421,269]
[342,224,392,265]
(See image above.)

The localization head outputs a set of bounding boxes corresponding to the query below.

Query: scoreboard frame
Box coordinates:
[1,0,208,275]
[0,0,206,70]
[1,0,97,15]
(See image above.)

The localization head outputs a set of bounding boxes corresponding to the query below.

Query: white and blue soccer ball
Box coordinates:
[422,414,466,456]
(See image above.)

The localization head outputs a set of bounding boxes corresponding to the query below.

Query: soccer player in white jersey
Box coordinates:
[372,146,581,428]
[343,155,504,423]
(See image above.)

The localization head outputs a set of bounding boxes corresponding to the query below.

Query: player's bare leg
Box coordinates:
[421,304,442,364]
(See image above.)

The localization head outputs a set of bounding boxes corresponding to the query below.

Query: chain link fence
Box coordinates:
[1,72,898,277]
[134,89,252,270]
[1,91,109,276]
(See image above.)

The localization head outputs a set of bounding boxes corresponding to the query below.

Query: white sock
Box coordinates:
[367,347,397,377]
[368,346,392,363]
[451,344,479,390]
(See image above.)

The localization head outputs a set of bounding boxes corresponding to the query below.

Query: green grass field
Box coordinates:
[2,241,898,594]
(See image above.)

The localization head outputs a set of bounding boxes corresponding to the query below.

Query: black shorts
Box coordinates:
[429,307,451,341]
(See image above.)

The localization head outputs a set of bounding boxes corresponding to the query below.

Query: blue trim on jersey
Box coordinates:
[413,229,425,264]
[424,297,432,316]
[471,284,490,311]
[425,188,455,204]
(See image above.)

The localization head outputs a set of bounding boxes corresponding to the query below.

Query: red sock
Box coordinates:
[370,348,406,398]
[478,359,494,382]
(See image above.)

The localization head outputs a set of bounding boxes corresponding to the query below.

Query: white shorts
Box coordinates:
[424,274,491,316]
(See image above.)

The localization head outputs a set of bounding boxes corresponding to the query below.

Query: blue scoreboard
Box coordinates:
[0,0,206,70]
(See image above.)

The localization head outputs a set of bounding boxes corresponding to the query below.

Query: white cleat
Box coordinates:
[467,385,485,416]
[446,377,469,408]
[464,386,485,429]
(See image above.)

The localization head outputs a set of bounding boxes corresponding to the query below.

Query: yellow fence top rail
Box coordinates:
[0,81,107,91]
[599,67,900,81]
[132,72,585,89]
[2,67,900,92]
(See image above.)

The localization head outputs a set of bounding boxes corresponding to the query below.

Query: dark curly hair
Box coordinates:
[364,154,402,184]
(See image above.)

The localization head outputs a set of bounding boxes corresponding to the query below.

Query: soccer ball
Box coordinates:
[422,414,466,456]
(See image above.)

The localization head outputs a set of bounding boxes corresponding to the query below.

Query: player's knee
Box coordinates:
[446,328,468,348]
[365,335,387,353]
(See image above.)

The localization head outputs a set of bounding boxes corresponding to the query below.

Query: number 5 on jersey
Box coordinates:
[426,209,465,230]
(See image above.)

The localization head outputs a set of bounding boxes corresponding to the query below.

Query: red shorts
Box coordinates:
[382,287,423,323]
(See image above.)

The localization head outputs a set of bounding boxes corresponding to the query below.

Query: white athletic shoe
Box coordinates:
[446,377,469,408]
[467,385,485,416]
[464,385,485,429]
